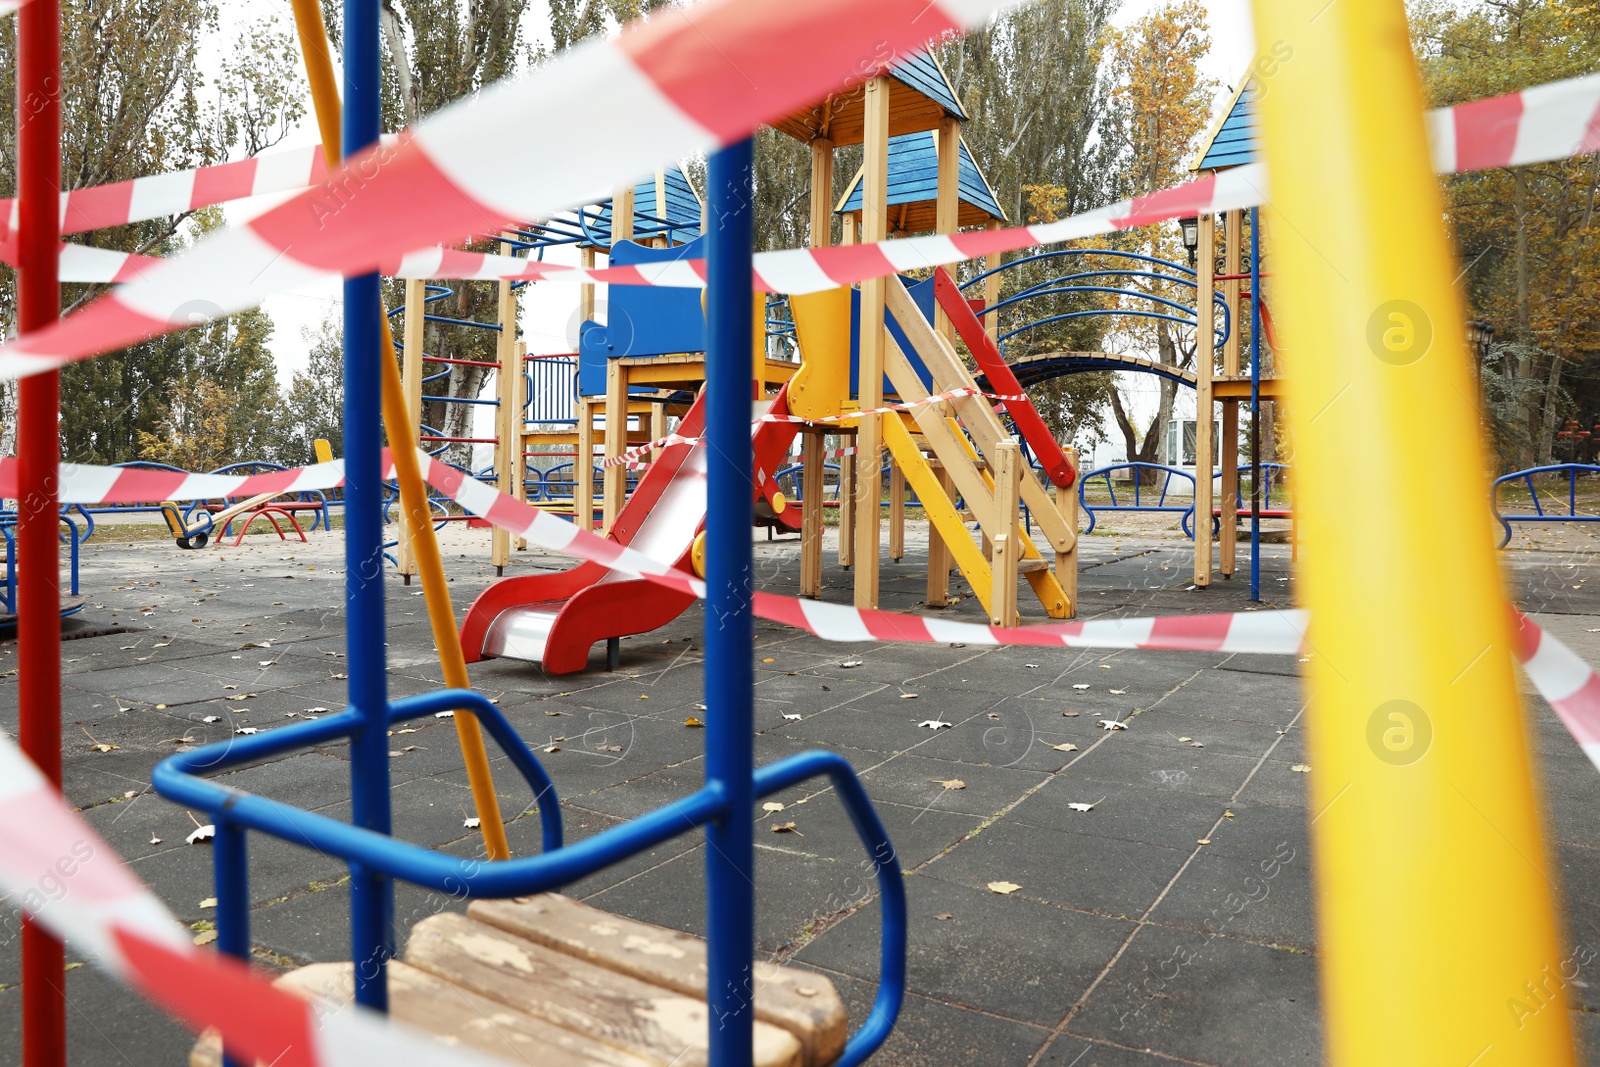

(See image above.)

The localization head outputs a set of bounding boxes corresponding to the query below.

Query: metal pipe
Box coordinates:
[16,0,65,1060]
[340,0,393,1012]
[703,138,757,1067]
[1250,207,1261,602]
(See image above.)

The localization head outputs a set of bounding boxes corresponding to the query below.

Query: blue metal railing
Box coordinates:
[1079,462,1198,538]
[0,509,82,615]
[1493,463,1600,547]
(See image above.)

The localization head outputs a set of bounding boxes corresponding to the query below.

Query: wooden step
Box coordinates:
[189,960,660,1067]
[470,894,846,1067]
[405,912,803,1067]
[1016,558,1050,575]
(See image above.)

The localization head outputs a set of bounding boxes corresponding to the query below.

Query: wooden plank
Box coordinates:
[1212,376,1283,399]
[408,914,801,1067]
[800,429,823,597]
[1193,211,1216,588]
[613,183,635,244]
[493,236,518,570]
[837,430,856,568]
[889,459,905,561]
[934,118,960,344]
[1220,208,1242,576]
[580,246,597,326]
[884,278,1073,554]
[984,221,1002,344]
[926,464,954,606]
[990,442,1021,626]
[603,359,628,535]
[576,397,596,530]
[470,894,845,1067]
[398,277,426,578]
[191,961,664,1067]
[854,74,891,610]
[884,417,993,616]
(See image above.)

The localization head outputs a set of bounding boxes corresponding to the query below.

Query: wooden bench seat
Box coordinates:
[190,895,845,1067]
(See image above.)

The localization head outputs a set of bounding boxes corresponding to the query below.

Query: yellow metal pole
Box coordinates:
[290,0,510,861]
[1254,1,1573,1063]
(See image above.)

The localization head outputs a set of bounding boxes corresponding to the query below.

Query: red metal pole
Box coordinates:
[16,1,65,1065]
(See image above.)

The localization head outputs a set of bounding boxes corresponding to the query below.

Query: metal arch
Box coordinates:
[960,247,1199,290]
[987,352,1199,391]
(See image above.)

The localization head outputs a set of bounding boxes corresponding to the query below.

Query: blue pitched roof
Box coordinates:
[1194,80,1260,171]
[836,131,1006,232]
[587,164,703,247]
[888,51,966,122]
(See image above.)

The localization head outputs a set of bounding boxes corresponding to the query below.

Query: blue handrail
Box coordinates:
[1078,462,1197,538]
[1492,463,1600,547]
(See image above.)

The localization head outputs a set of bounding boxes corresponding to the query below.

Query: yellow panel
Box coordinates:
[788,287,854,422]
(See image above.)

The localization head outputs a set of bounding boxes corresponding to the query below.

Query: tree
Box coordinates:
[1097,0,1218,473]
[0,1,306,461]
[1410,0,1600,467]
[280,312,345,465]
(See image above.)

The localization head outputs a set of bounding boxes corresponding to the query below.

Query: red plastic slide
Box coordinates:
[459,385,800,674]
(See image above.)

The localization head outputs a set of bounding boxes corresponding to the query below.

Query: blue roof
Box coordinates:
[836,131,1006,230]
[588,164,703,247]
[888,51,966,121]
[1195,80,1260,171]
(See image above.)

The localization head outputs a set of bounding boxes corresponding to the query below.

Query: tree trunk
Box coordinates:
[1514,169,1536,466]
[1537,351,1565,466]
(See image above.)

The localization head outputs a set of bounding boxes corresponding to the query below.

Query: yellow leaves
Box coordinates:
[986,881,1021,895]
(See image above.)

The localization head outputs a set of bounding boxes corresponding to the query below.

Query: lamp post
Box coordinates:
[1179,216,1200,267]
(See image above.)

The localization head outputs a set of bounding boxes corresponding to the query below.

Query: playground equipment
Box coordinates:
[157,489,281,549]
[1493,463,1600,546]
[0,507,81,618]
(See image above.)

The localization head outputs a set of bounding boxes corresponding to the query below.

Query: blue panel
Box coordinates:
[848,276,936,397]
[1197,81,1261,171]
[888,50,966,120]
[589,164,703,247]
[838,133,1004,221]
[578,238,706,397]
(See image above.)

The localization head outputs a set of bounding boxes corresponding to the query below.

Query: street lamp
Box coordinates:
[1465,320,1495,365]
[1178,216,1199,266]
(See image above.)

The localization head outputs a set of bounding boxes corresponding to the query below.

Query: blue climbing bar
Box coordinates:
[703,138,758,1067]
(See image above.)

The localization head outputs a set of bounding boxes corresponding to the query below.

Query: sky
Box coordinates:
[201,0,1261,461]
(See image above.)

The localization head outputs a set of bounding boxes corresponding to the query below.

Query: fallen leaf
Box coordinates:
[782,713,803,721]
[1024,664,1040,669]
[1099,665,1112,670]
[934,912,954,921]
[201,715,220,724]
[918,720,952,730]
[685,717,705,728]
[543,744,561,754]
[638,694,649,700]
[763,802,786,812]
[1178,737,1193,742]
[1053,743,1078,752]
[149,836,162,845]
[935,778,966,789]
[762,658,775,663]
[236,727,258,736]
[1223,811,1235,819]
[464,817,481,829]
[88,742,117,753]
[595,744,622,752]
[1197,838,1212,845]
[187,825,216,845]
[770,822,802,836]
[1098,719,1129,731]
[1067,802,1098,813]
[986,881,1021,895]
[1062,711,1080,718]
[198,898,217,909]
[1291,764,1311,773]
[1071,684,1090,690]
[435,711,455,719]
[900,693,918,700]
[1109,688,1127,695]
[193,930,218,946]
[840,660,863,668]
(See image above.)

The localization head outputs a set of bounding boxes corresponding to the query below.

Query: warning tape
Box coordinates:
[1,4,1596,370]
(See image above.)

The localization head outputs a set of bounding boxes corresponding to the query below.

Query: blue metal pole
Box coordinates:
[342,0,393,1011]
[703,138,756,1067]
[1249,207,1262,602]
[213,819,248,1067]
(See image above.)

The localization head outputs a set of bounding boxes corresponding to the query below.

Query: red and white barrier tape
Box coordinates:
[0,734,541,1067]
[2,5,1596,364]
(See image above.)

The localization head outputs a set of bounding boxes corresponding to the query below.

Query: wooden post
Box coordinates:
[927,463,953,607]
[810,138,834,248]
[800,429,824,597]
[934,119,961,344]
[1057,447,1079,618]
[492,239,518,572]
[603,358,628,535]
[854,75,890,609]
[838,429,856,568]
[575,398,596,530]
[989,441,1021,627]
[1192,212,1216,588]
[579,246,596,325]
[513,340,528,551]
[398,276,426,581]
[889,457,905,561]
[613,182,635,245]
[984,220,1003,345]
[841,212,858,247]
[1220,207,1242,577]
[652,166,669,248]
